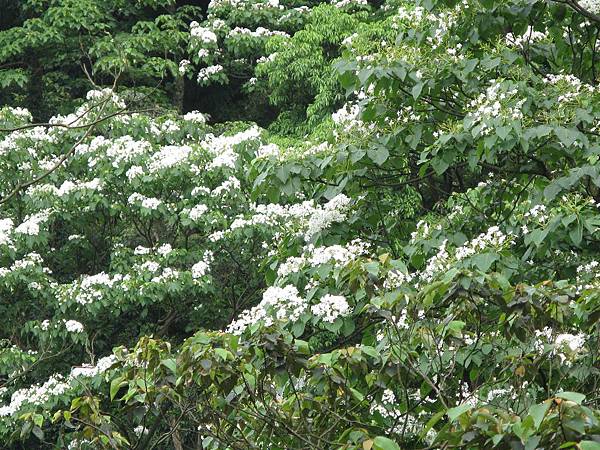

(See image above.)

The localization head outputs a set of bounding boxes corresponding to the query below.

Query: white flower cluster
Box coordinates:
[126,165,144,180]
[188,203,209,221]
[157,243,173,257]
[455,226,513,260]
[0,218,14,247]
[578,0,600,14]
[128,193,163,210]
[227,27,289,38]
[139,261,160,273]
[466,81,525,136]
[1,106,32,122]
[208,0,282,11]
[0,354,115,417]
[14,210,51,236]
[227,194,352,242]
[190,23,218,44]
[0,124,59,157]
[64,320,84,333]
[305,194,352,240]
[420,226,513,283]
[534,328,587,367]
[311,294,350,323]
[410,219,436,242]
[421,239,450,283]
[370,389,398,419]
[202,125,261,170]
[524,204,548,222]
[382,270,414,290]
[369,388,433,439]
[148,145,193,173]
[191,250,214,279]
[150,267,180,284]
[40,319,84,333]
[79,135,152,169]
[56,178,102,197]
[197,65,224,83]
[331,103,374,136]
[505,26,547,48]
[227,285,307,334]
[277,239,369,277]
[59,272,130,306]
[332,0,367,7]
[543,73,596,103]
[211,176,240,196]
[0,252,51,278]
[575,260,600,292]
[85,88,125,109]
[256,143,281,159]
[179,59,191,75]
[183,111,207,124]
[392,4,460,49]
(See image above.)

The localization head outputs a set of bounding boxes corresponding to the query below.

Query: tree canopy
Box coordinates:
[2,0,600,449]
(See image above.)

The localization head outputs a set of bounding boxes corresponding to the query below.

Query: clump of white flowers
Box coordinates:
[14,211,51,236]
[466,80,525,136]
[148,145,193,173]
[178,59,191,75]
[191,250,214,279]
[311,294,350,323]
[128,193,163,210]
[233,194,352,242]
[64,320,84,333]
[183,111,207,124]
[543,73,596,104]
[505,26,547,48]
[197,65,224,83]
[277,239,369,277]
[419,226,514,283]
[202,125,261,170]
[188,204,209,221]
[227,285,307,334]
[578,0,600,15]
[190,23,218,44]
[0,355,116,418]
[0,218,14,247]
[533,328,587,367]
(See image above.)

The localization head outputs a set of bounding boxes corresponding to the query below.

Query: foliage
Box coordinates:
[0,0,200,118]
[2,0,600,449]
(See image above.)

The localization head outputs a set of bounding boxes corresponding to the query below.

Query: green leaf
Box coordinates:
[161,358,177,373]
[214,348,231,361]
[412,82,424,100]
[569,222,583,246]
[447,403,472,421]
[528,401,551,429]
[419,409,445,441]
[471,252,498,272]
[556,392,586,404]
[31,426,44,441]
[294,339,310,354]
[431,157,449,175]
[580,441,600,450]
[373,436,401,450]
[110,377,125,401]
[33,414,44,428]
[367,145,389,166]
[555,127,581,148]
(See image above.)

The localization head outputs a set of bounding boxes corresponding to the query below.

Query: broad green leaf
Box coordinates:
[528,401,551,429]
[447,403,472,421]
[556,392,586,404]
[373,436,400,450]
